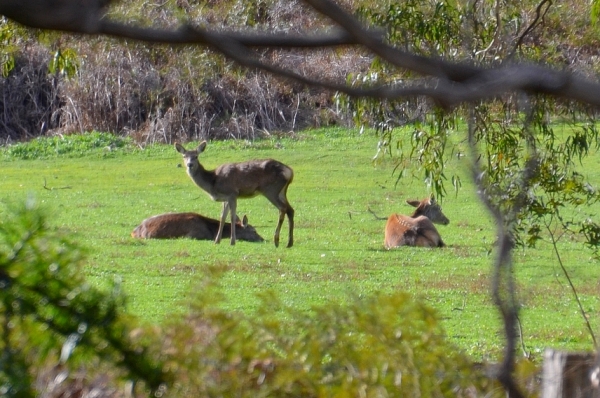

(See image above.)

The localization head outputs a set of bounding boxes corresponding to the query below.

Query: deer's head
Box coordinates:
[175,141,207,174]
[407,196,450,225]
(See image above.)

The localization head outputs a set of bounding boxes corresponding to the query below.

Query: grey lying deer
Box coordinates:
[131,212,264,242]
[384,196,449,249]
[175,141,294,247]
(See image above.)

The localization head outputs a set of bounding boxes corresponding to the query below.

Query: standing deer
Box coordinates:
[131,212,264,242]
[175,141,294,247]
[384,196,449,249]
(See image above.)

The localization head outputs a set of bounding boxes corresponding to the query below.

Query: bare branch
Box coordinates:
[100,21,373,47]
[544,217,598,349]
[466,107,541,398]
[511,0,553,58]
[367,207,388,220]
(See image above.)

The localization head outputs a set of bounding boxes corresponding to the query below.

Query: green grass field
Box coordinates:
[1,128,599,362]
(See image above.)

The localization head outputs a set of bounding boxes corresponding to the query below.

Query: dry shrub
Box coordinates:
[0,0,373,144]
[57,41,216,144]
[52,35,361,143]
[0,40,366,144]
[0,48,62,143]
[58,43,161,136]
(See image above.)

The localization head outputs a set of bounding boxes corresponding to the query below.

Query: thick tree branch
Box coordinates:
[0,0,110,33]
[100,21,370,47]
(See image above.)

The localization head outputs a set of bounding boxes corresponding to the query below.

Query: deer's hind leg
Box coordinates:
[269,188,294,248]
[274,208,284,248]
[285,206,294,248]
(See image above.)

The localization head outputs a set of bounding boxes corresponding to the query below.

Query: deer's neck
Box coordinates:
[188,163,218,197]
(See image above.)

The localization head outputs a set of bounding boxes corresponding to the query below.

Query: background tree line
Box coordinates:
[0,0,598,144]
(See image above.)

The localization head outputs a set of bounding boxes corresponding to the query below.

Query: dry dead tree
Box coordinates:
[4,0,600,396]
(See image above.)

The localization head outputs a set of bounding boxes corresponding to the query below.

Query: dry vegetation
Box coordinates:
[2,0,598,145]
[0,0,374,144]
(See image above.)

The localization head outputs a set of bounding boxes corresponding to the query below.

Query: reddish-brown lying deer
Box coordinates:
[384,196,449,249]
[131,212,264,242]
[175,141,294,247]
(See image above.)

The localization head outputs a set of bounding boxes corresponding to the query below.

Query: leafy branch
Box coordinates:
[0,200,167,397]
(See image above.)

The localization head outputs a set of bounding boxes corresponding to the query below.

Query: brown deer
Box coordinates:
[175,141,294,247]
[131,212,264,242]
[384,196,449,249]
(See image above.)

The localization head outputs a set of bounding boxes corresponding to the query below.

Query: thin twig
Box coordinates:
[43,178,72,190]
[545,216,598,348]
[510,0,553,59]
[367,207,388,220]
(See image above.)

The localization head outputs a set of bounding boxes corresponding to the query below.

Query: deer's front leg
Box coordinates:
[229,199,237,246]
[215,202,229,244]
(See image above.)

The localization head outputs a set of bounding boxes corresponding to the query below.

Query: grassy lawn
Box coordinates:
[1,127,598,362]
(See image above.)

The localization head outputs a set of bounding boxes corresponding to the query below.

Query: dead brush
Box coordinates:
[0,49,62,141]
[1,0,372,143]
[59,44,161,135]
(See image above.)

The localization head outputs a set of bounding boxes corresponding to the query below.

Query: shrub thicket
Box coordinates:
[0,0,371,144]
[0,200,167,397]
[1,0,599,144]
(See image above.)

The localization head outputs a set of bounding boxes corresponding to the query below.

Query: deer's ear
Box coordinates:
[406,200,420,208]
[198,141,208,153]
[175,142,185,153]
[242,215,248,227]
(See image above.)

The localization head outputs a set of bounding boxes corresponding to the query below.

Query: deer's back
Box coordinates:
[131,212,264,242]
[384,214,444,248]
[213,159,293,197]
[132,213,216,240]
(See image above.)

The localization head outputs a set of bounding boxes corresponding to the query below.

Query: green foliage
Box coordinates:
[0,18,80,78]
[469,101,600,255]
[393,109,459,198]
[0,199,166,396]
[343,0,600,257]
[0,18,19,76]
[162,268,495,397]
[343,0,465,144]
[358,0,462,57]
[593,0,600,25]
[1,132,132,160]
[48,48,79,78]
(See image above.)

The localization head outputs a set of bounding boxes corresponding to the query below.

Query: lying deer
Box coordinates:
[175,141,294,247]
[131,212,264,242]
[384,196,449,249]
